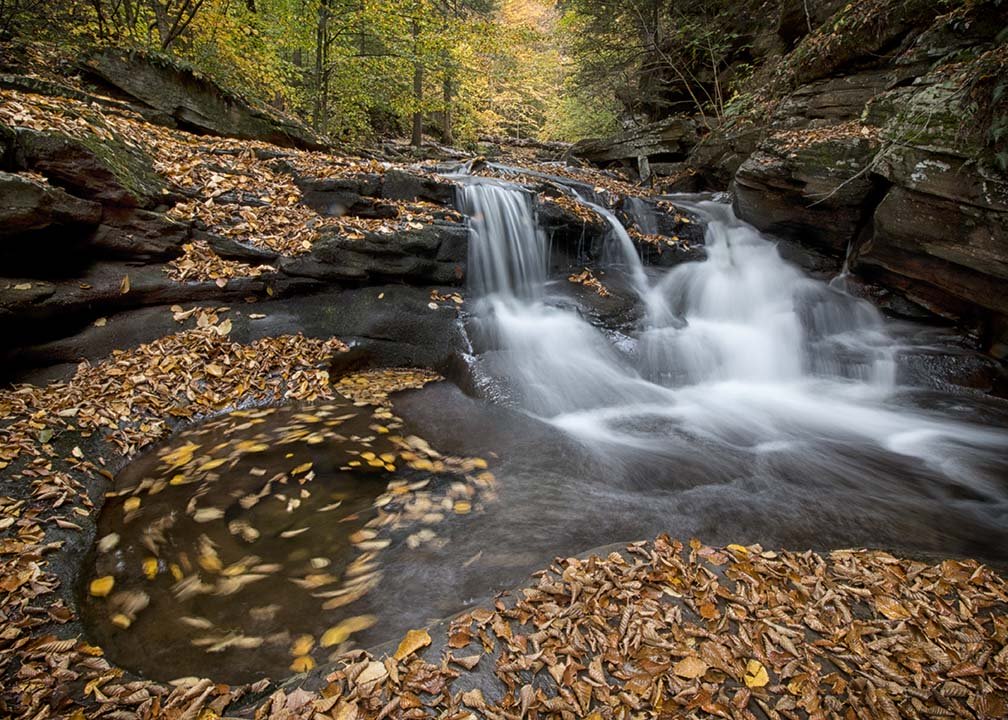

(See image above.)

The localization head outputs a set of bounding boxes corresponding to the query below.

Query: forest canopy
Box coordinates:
[0,0,625,144]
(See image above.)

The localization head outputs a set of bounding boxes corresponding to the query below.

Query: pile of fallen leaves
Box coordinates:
[767,121,880,153]
[0,87,462,285]
[568,268,612,297]
[166,241,276,284]
[250,536,1008,720]
[540,192,606,226]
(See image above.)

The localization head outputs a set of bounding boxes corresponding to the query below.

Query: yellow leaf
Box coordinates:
[89,576,115,597]
[123,497,141,513]
[290,655,315,673]
[744,659,769,688]
[290,634,315,656]
[198,458,227,471]
[119,275,130,294]
[111,613,132,629]
[292,462,313,475]
[727,544,748,555]
[673,655,708,679]
[143,557,158,580]
[321,615,376,647]
[216,318,232,336]
[393,628,431,661]
[453,500,472,514]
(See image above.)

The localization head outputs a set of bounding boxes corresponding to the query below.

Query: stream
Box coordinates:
[83,178,1008,683]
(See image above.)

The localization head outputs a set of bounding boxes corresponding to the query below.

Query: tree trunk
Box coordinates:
[313,0,329,131]
[442,73,453,145]
[411,17,423,147]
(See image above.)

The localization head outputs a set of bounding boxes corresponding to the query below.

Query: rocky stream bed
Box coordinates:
[1,48,1008,720]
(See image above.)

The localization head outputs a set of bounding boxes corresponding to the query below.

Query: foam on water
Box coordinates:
[460,179,1007,488]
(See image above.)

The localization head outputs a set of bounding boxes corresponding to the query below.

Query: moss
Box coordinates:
[74,130,165,203]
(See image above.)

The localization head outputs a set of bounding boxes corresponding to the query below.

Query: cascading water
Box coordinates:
[460,177,1007,488]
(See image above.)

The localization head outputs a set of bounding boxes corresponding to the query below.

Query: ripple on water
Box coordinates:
[81,393,495,684]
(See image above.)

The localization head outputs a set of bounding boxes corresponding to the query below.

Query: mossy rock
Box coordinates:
[866,81,984,156]
[13,127,166,208]
[80,49,326,151]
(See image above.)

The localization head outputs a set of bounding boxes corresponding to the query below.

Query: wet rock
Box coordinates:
[858,186,1008,318]
[733,131,881,255]
[282,222,468,286]
[89,207,191,261]
[380,168,457,205]
[199,229,280,264]
[0,171,102,237]
[570,117,699,170]
[323,285,468,377]
[684,126,763,190]
[80,49,325,150]
[13,127,166,209]
[295,174,383,216]
[0,263,321,348]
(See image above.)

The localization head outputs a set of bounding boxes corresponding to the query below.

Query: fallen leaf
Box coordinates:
[673,656,708,679]
[393,628,431,661]
[744,659,769,688]
[89,576,115,597]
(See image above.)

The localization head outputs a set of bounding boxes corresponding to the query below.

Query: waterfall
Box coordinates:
[460,179,546,300]
[459,178,1006,485]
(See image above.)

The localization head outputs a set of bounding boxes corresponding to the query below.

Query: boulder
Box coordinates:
[381,169,457,205]
[0,171,102,237]
[570,117,699,168]
[0,172,104,275]
[13,127,166,208]
[772,67,921,127]
[281,222,468,286]
[80,49,325,150]
[857,187,1008,318]
[733,129,881,254]
[295,174,383,216]
[89,207,191,260]
[0,262,322,346]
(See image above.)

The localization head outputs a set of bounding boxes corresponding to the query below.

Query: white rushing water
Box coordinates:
[460,178,1007,488]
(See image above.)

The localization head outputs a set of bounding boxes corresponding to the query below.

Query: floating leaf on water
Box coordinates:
[321,615,377,647]
[290,655,315,673]
[291,634,315,656]
[123,497,141,513]
[744,659,769,688]
[193,508,225,523]
[179,616,214,630]
[453,501,472,515]
[97,533,120,553]
[142,557,158,580]
[198,458,227,471]
[89,576,115,597]
[119,274,130,294]
[393,629,431,661]
[280,527,309,538]
[111,613,132,629]
[292,462,313,475]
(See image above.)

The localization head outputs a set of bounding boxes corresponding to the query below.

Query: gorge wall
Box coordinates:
[571,0,1008,357]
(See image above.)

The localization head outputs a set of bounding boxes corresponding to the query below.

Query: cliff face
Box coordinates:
[573,0,1008,357]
